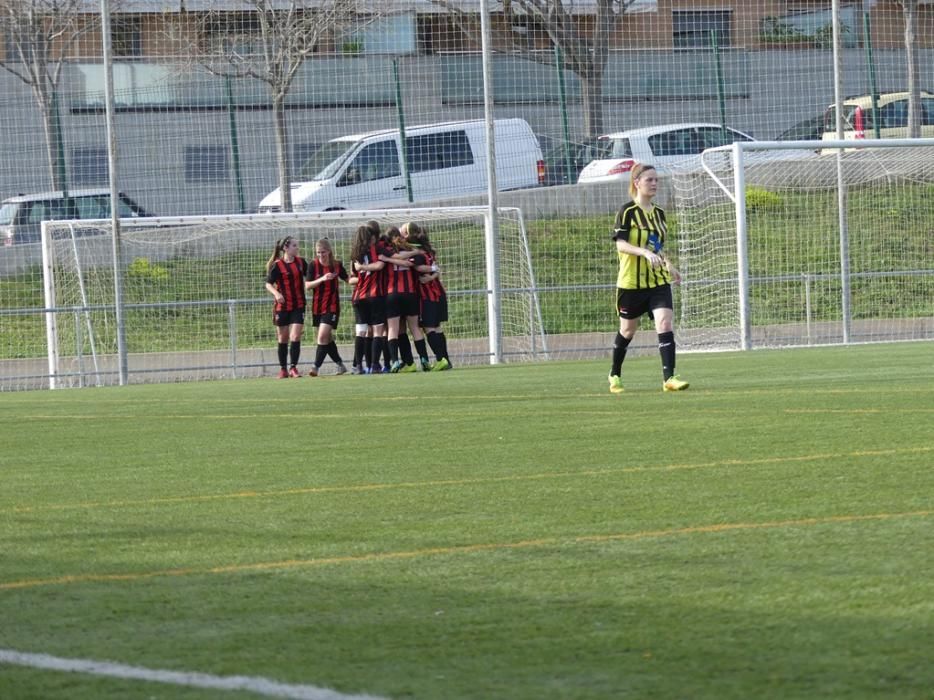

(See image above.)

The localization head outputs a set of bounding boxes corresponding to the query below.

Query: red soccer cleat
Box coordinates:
[288,366,300,378]
[277,368,288,379]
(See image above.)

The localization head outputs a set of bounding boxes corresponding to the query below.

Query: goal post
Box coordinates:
[41,206,547,388]
[670,138,934,351]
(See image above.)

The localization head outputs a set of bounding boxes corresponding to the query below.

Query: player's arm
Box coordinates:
[265,282,284,303]
[616,237,662,268]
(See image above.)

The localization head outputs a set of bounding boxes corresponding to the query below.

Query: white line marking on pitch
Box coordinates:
[0,649,388,700]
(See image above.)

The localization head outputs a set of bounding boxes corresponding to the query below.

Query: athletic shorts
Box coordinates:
[386,292,420,319]
[420,297,448,328]
[353,296,387,327]
[312,312,339,328]
[274,308,305,327]
[616,285,673,320]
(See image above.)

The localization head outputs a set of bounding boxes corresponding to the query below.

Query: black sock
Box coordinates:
[314,343,328,368]
[427,331,444,361]
[382,339,391,367]
[414,338,429,363]
[388,338,400,363]
[658,331,675,381]
[327,342,343,364]
[277,342,288,369]
[439,332,451,364]
[373,336,387,368]
[353,336,366,368]
[399,333,414,364]
[611,333,631,377]
[289,341,301,367]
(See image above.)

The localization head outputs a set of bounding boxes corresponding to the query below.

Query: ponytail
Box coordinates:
[266,236,294,273]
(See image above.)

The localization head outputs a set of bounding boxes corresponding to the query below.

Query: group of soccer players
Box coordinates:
[264,219,451,379]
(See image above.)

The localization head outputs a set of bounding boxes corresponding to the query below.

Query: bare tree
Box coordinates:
[171,0,363,212]
[431,0,644,137]
[0,1,106,191]
[897,0,921,138]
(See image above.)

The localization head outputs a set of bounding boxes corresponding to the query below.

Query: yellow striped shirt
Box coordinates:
[613,201,671,290]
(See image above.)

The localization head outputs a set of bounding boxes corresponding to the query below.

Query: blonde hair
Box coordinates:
[315,237,333,262]
[628,163,656,200]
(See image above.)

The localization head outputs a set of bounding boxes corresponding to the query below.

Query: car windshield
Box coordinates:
[297,141,359,181]
[0,203,16,225]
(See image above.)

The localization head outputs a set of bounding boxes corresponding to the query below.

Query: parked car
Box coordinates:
[577,123,807,183]
[1,188,150,246]
[821,91,934,141]
[537,134,611,186]
[258,118,544,213]
[775,115,825,142]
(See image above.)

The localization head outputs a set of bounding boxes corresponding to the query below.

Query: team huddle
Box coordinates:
[264,220,451,378]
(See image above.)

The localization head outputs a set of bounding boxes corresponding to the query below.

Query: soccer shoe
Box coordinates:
[389,360,404,374]
[420,358,432,372]
[335,363,348,375]
[608,374,624,394]
[350,365,363,375]
[288,366,301,378]
[431,358,450,372]
[400,363,418,373]
[663,375,689,392]
[307,366,318,377]
[277,368,288,379]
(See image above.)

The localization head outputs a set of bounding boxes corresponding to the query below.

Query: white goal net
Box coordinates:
[670,139,934,350]
[41,206,546,388]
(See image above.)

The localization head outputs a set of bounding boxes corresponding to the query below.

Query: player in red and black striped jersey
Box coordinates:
[350,223,388,372]
[381,226,430,372]
[265,236,308,378]
[304,237,350,377]
[407,223,452,371]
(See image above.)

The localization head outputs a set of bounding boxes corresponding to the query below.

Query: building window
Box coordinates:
[71,147,109,186]
[184,146,229,184]
[673,10,732,48]
[112,16,142,58]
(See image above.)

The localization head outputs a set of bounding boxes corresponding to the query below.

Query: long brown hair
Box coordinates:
[350,225,373,262]
[265,235,295,273]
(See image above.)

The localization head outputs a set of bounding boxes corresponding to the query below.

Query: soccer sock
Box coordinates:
[382,339,391,368]
[314,343,328,369]
[289,341,301,367]
[388,338,400,363]
[373,337,387,368]
[426,331,444,360]
[327,342,343,364]
[439,332,451,364]
[658,331,675,381]
[399,333,414,364]
[611,333,631,377]
[353,336,366,368]
[364,336,374,369]
[414,338,429,362]
[277,342,288,369]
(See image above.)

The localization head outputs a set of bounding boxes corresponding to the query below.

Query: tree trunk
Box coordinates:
[580,73,605,138]
[903,0,921,138]
[272,93,292,212]
[35,84,66,191]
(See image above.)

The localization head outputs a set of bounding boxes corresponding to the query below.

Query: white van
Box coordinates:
[258,118,544,212]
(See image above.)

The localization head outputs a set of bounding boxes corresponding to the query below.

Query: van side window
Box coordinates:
[339,141,401,186]
[879,100,908,129]
[922,98,934,126]
[405,131,473,173]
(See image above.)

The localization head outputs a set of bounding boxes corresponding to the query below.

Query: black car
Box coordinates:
[1,188,151,246]
[538,135,611,186]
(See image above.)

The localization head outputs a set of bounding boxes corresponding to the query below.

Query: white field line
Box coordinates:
[0,649,388,700]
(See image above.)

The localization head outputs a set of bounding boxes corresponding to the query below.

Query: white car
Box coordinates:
[577,123,788,183]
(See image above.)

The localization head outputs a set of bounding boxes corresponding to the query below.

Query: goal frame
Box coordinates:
[699,137,934,350]
[41,206,547,389]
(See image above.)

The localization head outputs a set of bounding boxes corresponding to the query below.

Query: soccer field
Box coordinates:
[1,343,933,700]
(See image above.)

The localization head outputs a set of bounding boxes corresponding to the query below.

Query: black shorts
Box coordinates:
[616,285,673,320]
[420,297,448,328]
[386,292,420,319]
[274,308,305,326]
[353,296,387,327]
[312,312,339,328]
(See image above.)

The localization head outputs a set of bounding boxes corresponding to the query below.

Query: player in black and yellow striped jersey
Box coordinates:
[608,163,689,394]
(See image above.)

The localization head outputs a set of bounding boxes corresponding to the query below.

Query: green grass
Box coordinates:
[1,343,933,699]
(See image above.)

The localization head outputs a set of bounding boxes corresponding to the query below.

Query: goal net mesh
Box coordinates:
[42,206,546,387]
[669,142,934,350]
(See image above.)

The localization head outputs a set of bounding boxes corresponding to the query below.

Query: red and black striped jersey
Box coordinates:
[351,243,387,301]
[386,256,417,295]
[418,251,445,302]
[266,256,308,312]
[306,260,348,315]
